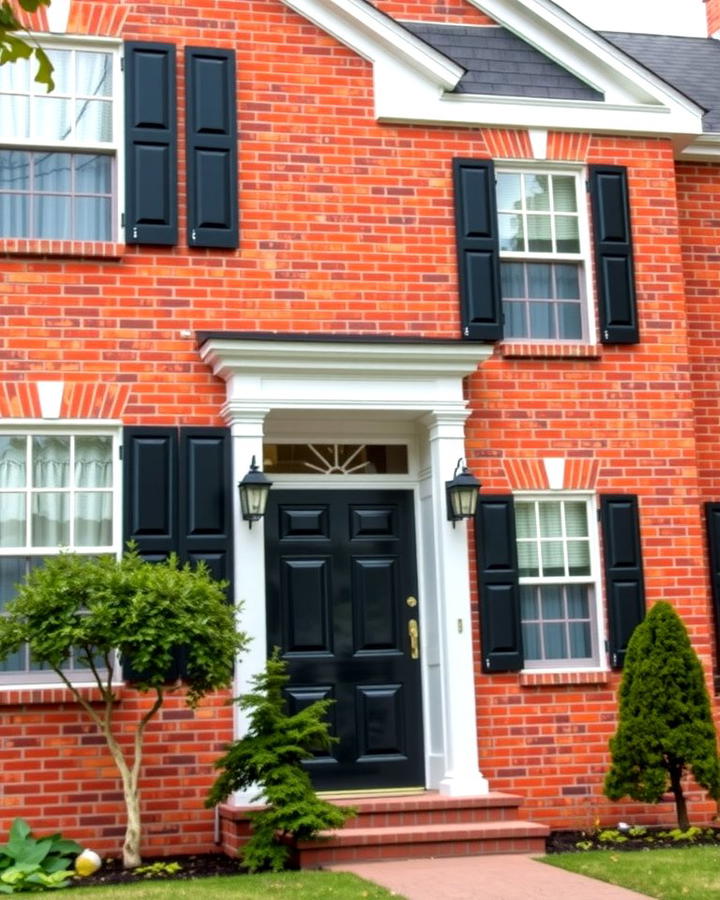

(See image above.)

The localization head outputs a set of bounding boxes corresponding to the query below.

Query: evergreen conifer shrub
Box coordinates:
[207,650,355,872]
[604,600,720,829]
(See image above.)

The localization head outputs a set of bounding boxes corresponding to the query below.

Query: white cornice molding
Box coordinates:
[677,133,720,160]
[281,0,704,143]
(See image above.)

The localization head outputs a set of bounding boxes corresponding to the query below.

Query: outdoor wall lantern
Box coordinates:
[446,458,481,526]
[238,456,273,528]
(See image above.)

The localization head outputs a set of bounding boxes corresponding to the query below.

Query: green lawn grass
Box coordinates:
[542,845,720,899]
[69,870,400,899]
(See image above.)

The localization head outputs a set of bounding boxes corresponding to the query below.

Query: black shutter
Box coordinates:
[124,42,178,245]
[179,428,233,596]
[123,427,178,561]
[705,503,720,691]
[185,47,238,248]
[589,165,638,344]
[453,158,503,341]
[475,495,523,671]
[600,494,645,668]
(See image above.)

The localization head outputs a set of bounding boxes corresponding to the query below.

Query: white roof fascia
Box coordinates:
[677,134,720,161]
[280,0,463,89]
[468,0,701,112]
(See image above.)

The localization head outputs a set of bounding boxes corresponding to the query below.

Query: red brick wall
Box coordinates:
[373,1,494,24]
[705,0,720,35]
[1,0,718,853]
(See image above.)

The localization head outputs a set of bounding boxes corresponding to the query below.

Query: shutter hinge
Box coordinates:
[597,505,602,522]
[118,445,123,460]
[604,639,609,653]
[586,179,591,193]
[121,212,125,227]
[120,56,124,71]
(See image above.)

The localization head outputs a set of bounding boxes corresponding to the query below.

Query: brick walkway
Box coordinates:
[333,854,649,899]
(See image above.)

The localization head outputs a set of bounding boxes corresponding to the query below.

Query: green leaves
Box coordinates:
[0,819,81,893]
[0,0,54,91]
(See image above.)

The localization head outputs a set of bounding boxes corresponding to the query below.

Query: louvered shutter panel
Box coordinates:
[600,495,645,668]
[122,427,178,561]
[185,47,238,248]
[453,158,503,341]
[124,42,178,245]
[475,496,523,671]
[705,503,720,692]
[589,166,638,344]
[179,428,233,597]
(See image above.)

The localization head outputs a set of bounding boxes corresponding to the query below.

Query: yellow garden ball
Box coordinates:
[75,849,102,877]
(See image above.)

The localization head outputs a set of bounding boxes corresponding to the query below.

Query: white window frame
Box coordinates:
[0,423,122,687]
[514,491,605,671]
[496,164,596,344]
[0,36,122,242]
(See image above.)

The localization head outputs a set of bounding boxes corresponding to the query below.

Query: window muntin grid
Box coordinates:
[496,169,587,341]
[0,46,116,241]
[515,498,598,667]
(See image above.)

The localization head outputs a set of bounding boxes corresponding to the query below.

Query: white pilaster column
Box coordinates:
[423,409,489,797]
[226,405,270,804]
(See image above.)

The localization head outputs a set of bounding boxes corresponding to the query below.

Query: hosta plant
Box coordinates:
[0,819,82,893]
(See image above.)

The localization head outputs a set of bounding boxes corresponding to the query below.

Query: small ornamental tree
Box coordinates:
[1,0,55,90]
[207,650,354,872]
[0,547,248,869]
[604,600,720,830]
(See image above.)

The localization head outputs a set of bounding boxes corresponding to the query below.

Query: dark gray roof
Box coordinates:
[402,22,603,101]
[601,33,719,131]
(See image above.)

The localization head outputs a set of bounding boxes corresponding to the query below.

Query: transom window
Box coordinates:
[496,169,587,341]
[515,497,599,667]
[264,443,408,475]
[0,432,119,682]
[0,46,116,241]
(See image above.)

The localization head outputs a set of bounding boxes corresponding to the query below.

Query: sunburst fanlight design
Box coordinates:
[303,444,372,475]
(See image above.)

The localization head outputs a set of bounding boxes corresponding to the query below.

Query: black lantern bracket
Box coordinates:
[445,458,481,527]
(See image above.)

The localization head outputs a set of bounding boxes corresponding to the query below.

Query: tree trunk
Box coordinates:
[669,761,690,831]
[122,785,142,869]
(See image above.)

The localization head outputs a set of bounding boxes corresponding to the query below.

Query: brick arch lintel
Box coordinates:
[0,381,131,420]
[502,457,600,491]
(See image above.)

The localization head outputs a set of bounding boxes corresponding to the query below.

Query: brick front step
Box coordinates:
[220,791,549,867]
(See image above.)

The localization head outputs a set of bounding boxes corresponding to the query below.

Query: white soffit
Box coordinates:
[280,0,704,140]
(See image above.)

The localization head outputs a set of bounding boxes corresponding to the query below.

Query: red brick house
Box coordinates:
[3,0,720,862]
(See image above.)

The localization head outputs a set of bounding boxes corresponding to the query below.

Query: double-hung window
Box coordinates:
[0,430,119,683]
[515,495,600,667]
[0,44,117,241]
[496,168,590,341]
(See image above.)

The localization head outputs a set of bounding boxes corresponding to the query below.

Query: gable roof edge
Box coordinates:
[280,0,464,89]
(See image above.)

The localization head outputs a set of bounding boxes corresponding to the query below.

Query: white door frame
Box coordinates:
[200,336,492,799]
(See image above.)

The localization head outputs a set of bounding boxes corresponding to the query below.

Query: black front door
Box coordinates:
[266,489,424,791]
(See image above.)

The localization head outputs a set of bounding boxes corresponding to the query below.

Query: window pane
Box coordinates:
[32,437,69,487]
[567,540,591,575]
[36,152,72,192]
[503,300,526,338]
[75,99,113,142]
[539,586,563,618]
[525,174,550,210]
[33,96,71,141]
[0,646,26,672]
[75,197,111,241]
[496,172,522,211]
[31,493,69,546]
[0,95,29,139]
[46,49,71,94]
[556,215,580,253]
[0,557,26,611]
[569,621,592,658]
[527,215,552,252]
[558,303,582,340]
[0,193,28,237]
[0,150,30,190]
[499,213,524,252]
[520,585,539,619]
[566,585,589,618]
[552,176,577,212]
[0,494,26,547]
[75,154,112,193]
[541,541,565,576]
[77,51,112,98]
[0,55,30,91]
[517,542,538,577]
[75,436,113,487]
[565,501,588,536]
[538,502,562,537]
[543,623,567,659]
[500,262,525,298]
[522,622,542,660]
[75,492,112,546]
[555,264,580,299]
[35,194,72,239]
[0,436,26,487]
[527,264,552,299]
[515,504,536,538]
[529,302,555,339]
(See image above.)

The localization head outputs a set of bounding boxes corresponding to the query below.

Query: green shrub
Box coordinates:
[604,601,720,830]
[208,650,355,872]
[0,819,81,893]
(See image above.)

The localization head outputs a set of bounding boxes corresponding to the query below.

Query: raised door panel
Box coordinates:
[280,558,333,655]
